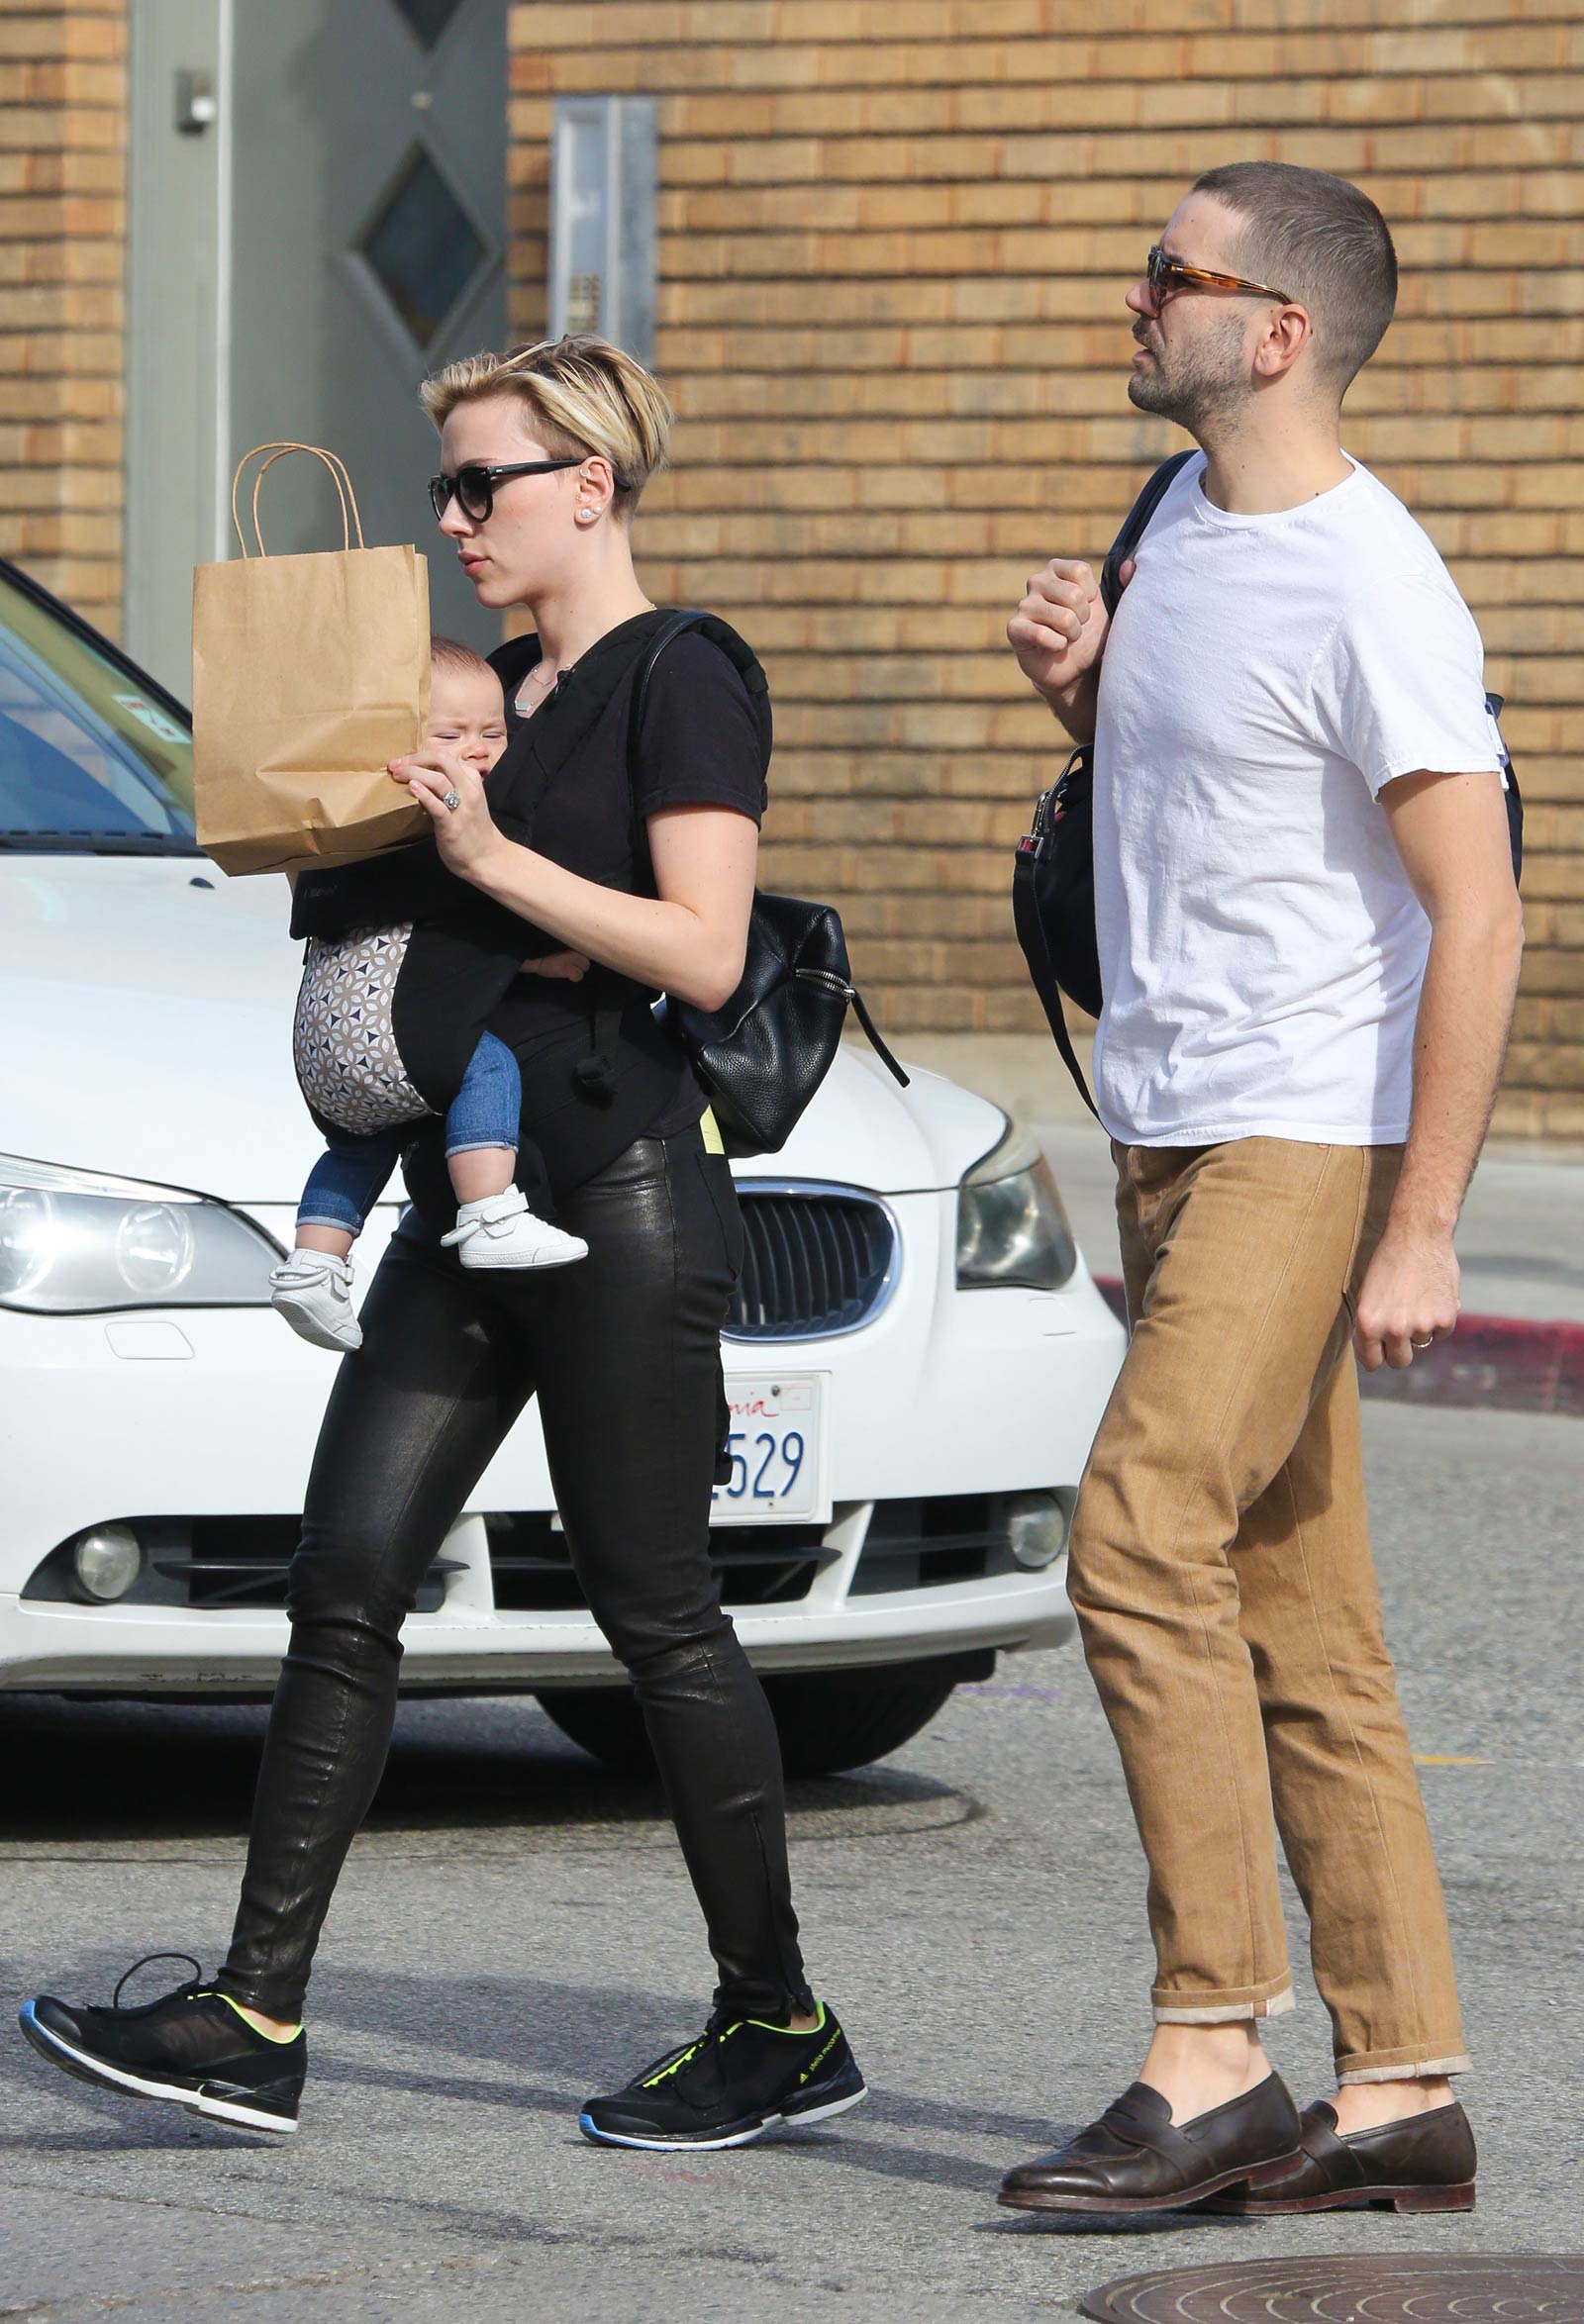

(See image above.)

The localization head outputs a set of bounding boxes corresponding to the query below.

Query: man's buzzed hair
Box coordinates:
[1192,160,1398,395]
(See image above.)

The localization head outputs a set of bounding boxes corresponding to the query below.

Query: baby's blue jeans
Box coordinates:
[297,1029,521,1237]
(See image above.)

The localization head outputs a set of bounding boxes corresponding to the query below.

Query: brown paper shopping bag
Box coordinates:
[193,442,432,876]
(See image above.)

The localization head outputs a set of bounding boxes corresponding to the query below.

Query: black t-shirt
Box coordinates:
[400,608,767,1223]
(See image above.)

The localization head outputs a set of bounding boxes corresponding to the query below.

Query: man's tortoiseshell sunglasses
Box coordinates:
[1144,244,1292,308]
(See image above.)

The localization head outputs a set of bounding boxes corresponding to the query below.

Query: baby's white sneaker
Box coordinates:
[269,1250,362,1351]
[441,1187,588,1270]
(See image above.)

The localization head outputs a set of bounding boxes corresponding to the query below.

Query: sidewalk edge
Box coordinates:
[1092,1280,1584,1419]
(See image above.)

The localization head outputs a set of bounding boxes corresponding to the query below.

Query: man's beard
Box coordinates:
[1128,314,1249,434]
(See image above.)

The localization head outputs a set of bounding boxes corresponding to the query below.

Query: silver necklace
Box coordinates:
[516,659,562,715]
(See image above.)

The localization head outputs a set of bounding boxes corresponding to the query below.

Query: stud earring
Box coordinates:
[577,506,596,524]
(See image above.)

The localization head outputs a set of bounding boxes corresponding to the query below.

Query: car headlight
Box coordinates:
[956,1119,1077,1293]
[0,1155,280,1313]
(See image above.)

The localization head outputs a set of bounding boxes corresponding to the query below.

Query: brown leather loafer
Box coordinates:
[998,2073,1302,2214]
[1202,2097,1476,2214]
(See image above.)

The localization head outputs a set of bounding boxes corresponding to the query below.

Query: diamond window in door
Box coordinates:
[357,146,489,347]
[390,0,466,48]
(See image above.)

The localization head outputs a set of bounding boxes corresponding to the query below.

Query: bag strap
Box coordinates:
[1099,449,1197,617]
[566,613,717,1109]
[1015,457,1195,1125]
[626,607,773,828]
[630,615,909,1092]
[628,606,773,783]
[842,982,910,1088]
[1013,747,1100,1121]
[230,442,365,558]
[628,608,715,765]
[623,609,712,891]
[783,963,908,1088]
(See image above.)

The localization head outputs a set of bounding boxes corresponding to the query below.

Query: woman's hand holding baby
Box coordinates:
[391,751,589,982]
[522,950,591,981]
[389,749,504,883]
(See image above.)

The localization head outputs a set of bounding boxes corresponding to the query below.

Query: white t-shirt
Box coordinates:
[1091,452,1505,1147]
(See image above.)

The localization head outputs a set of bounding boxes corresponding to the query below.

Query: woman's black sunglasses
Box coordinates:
[428,456,584,524]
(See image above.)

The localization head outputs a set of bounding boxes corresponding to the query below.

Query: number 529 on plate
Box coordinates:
[711,1374,830,1526]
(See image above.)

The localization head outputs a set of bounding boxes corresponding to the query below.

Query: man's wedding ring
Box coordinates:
[1411,1335,1435,1349]
[443,788,461,813]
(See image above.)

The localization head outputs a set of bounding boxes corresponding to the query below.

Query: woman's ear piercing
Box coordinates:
[577,506,596,523]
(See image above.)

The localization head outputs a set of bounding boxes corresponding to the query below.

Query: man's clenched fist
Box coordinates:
[1007,555,1134,742]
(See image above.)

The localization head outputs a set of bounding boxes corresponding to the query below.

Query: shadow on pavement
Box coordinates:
[0,1947,1061,2202]
[0,1935,1196,2210]
[981,2207,1227,2239]
[0,1693,961,1844]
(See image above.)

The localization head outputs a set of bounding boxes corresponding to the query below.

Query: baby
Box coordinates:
[269,636,586,1354]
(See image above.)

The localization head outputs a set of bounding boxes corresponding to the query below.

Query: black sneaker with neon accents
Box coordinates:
[18,1953,305,2136]
[579,1999,866,2151]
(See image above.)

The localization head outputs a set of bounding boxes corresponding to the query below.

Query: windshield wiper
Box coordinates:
[0,829,203,855]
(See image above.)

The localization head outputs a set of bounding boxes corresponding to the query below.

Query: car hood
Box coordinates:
[1,858,1007,1202]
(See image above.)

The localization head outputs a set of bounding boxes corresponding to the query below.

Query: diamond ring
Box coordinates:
[443,789,460,813]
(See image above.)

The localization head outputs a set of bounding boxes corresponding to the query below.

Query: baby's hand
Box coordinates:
[522,949,590,982]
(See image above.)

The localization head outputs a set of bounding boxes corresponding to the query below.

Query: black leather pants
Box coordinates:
[219,1127,813,2023]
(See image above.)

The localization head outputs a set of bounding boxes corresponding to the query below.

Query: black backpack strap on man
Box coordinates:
[627,609,909,1158]
[1011,451,1195,1119]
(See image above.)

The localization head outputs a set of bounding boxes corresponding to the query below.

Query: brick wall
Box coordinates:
[0,0,125,636]
[532,14,1568,1133]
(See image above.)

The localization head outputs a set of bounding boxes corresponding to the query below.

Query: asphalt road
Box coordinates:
[2,1402,1579,2322]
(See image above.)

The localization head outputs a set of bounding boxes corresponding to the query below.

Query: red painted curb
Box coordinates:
[1093,1277,1584,1420]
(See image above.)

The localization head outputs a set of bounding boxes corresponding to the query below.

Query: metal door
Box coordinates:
[126,0,508,696]
[124,0,226,694]
[227,0,508,641]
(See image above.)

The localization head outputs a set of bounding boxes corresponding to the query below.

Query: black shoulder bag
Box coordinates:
[1011,457,1524,1119]
[1011,452,1195,1118]
[630,610,910,1158]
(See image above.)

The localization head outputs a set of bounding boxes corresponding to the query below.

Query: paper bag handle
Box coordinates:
[231,442,366,557]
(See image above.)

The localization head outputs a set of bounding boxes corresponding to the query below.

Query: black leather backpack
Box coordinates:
[631,611,909,1157]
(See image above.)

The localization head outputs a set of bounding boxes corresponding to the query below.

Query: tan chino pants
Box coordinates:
[1068,1135,1468,2083]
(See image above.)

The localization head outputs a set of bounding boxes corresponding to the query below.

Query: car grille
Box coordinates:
[849,1496,1022,1595]
[728,1187,896,1340]
[486,1513,835,1612]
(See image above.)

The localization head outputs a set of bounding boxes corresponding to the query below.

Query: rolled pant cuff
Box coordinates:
[1152,1983,1295,2025]
[1337,2052,1471,2084]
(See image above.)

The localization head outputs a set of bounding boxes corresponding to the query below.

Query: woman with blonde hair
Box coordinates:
[21,337,865,2154]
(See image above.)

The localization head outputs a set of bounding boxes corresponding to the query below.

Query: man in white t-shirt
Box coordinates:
[1000,162,1521,2220]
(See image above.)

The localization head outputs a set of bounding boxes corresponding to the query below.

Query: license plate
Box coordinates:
[712,1373,829,1526]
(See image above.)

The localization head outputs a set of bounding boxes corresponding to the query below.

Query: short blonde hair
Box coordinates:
[420,335,673,511]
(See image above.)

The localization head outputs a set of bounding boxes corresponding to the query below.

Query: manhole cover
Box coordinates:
[1082,2256,1584,2324]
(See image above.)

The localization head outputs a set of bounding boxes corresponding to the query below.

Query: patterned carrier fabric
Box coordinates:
[291,922,438,1138]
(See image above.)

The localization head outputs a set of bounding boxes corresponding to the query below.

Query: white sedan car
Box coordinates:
[0,558,1124,1776]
